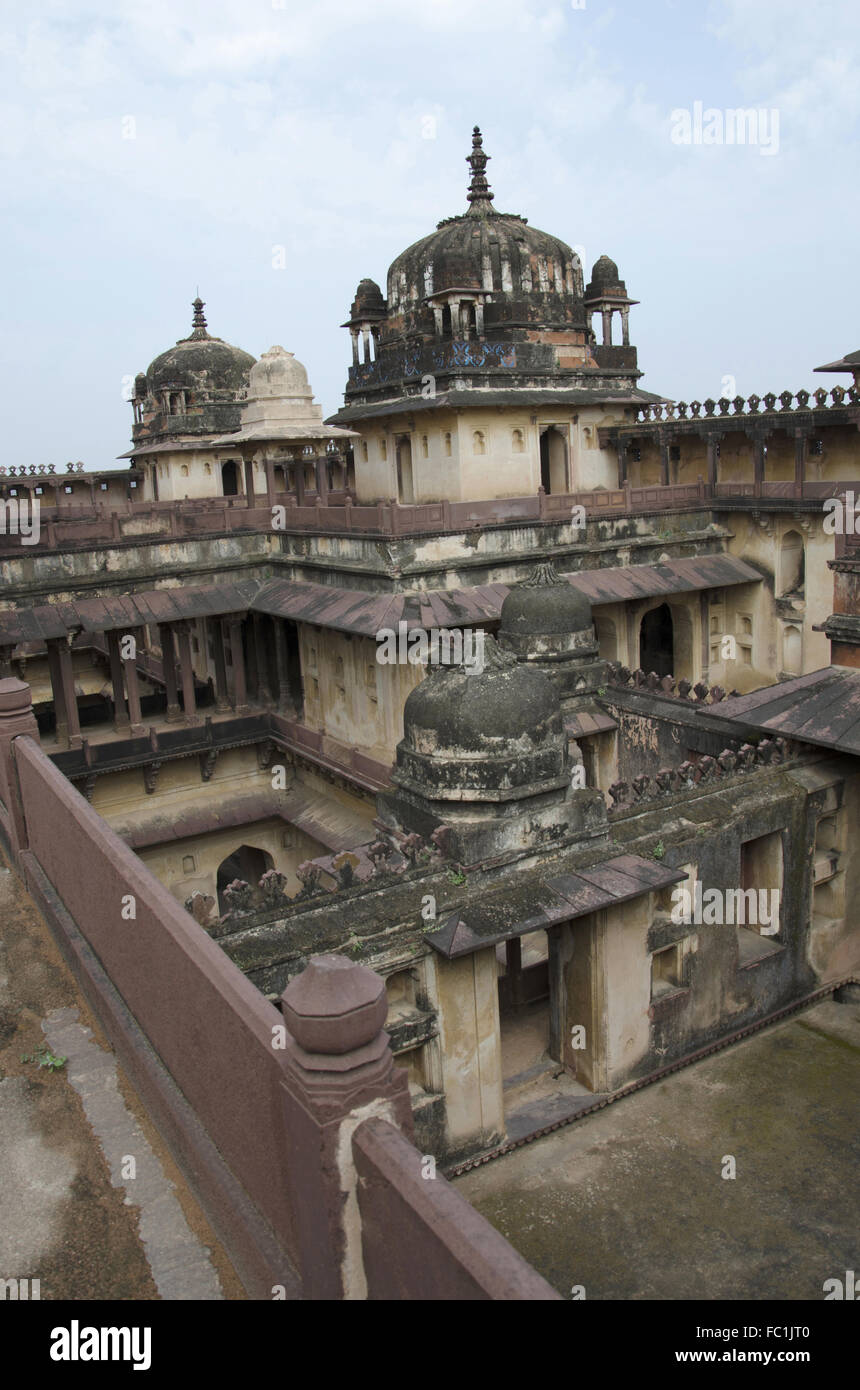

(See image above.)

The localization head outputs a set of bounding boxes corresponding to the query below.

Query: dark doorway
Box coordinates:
[221,459,239,496]
[640,603,674,677]
[216,844,274,914]
[539,432,551,493]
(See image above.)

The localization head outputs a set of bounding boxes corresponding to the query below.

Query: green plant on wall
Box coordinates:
[652,841,666,860]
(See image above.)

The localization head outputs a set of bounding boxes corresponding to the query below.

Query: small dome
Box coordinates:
[404,659,560,753]
[395,638,566,802]
[348,279,386,322]
[500,565,593,637]
[248,346,313,400]
[145,298,255,396]
[585,254,628,302]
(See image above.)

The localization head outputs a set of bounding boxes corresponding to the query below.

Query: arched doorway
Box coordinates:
[640,603,674,677]
[539,427,569,495]
[221,459,239,497]
[216,844,274,914]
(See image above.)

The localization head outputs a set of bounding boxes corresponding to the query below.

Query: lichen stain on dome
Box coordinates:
[402,637,563,757]
[144,298,256,395]
[384,127,584,313]
[500,563,593,637]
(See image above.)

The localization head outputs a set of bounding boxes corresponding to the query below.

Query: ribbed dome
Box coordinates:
[500,565,593,637]
[385,128,583,321]
[145,299,255,395]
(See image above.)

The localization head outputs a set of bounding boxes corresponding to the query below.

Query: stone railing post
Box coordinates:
[0,678,40,861]
[278,954,412,1300]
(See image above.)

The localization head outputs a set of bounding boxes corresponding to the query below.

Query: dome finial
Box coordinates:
[190,295,209,340]
[466,125,494,213]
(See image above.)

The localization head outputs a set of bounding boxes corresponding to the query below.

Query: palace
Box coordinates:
[0,128,857,1295]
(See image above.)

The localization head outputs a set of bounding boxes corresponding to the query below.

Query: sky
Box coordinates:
[2,0,858,471]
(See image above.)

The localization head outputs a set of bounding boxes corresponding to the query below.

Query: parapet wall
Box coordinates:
[1,679,556,1300]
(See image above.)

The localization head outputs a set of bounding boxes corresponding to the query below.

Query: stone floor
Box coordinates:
[0,850,245,1300]
[455,998,860,1301]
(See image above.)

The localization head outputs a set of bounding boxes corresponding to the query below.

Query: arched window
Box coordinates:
[180,464,189,477]
[473,430,486,455]
[512,429,525,454]
[779,530,805,597]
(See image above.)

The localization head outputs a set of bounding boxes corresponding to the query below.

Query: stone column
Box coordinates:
[794,431,808,496]
[175,621,200,726]
[158,623,182,723]
[659,438,671,487]
[432,305,444,337]
[602,307,612,345]
[57,635,82,748]
[361,327,371,364]
[616,441,627,489]
[706,434,719,489]
[621,306,630,346]
[272,620,292,712]
[449,299,461,336]
[0,678,40,859]
[252,613,269,703]
[293,458,306,507]
[243,454,256,509]
[122,628,144,735]
[279,955,412,1300]
[265,458,276,509]
[752,435,766,496]
[314,454,329,503]
[106,630,130,732]
[212,619,231,712]
[46,640,68,744]
[226,616,249,713]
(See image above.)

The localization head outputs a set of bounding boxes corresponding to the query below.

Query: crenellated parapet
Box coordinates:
[607,736,793,812]
[634,385,858,424]
[605,663,737,705]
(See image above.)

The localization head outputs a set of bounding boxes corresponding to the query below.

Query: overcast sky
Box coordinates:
[2,0,858,471]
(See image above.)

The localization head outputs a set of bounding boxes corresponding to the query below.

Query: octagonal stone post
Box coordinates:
[278,954,412,1300]
[0,678,40,861]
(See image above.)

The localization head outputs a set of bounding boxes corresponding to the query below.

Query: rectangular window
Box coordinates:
[651,944,682,997]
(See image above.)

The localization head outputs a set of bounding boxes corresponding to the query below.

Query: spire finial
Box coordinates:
[466,126,494,212]
[190,295,209,340]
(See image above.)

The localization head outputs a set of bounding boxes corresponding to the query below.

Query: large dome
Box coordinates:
[384,128,584,333]
[145,298,255,395]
